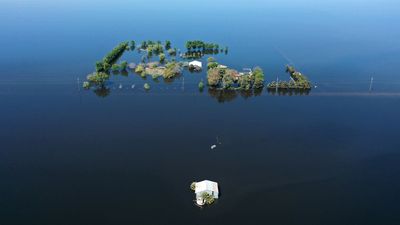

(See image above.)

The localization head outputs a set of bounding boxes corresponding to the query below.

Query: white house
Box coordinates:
[189,60,202,69]
[195,180,219,205]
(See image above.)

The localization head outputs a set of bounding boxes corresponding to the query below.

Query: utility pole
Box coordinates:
[369,76,374,92]
[182,77,185,91]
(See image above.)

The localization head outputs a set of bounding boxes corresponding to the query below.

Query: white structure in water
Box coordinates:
[195,180,219,205]
[189,60,202,69]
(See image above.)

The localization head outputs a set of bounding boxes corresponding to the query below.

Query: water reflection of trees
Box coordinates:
[266,88,310,96]
[208,89,238,103]
[93,86,111,98]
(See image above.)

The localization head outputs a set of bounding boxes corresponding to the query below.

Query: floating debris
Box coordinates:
[119,84,123,89]
[211,145,217,150]
[131,84,135,89]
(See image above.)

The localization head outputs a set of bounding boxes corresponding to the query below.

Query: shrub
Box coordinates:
[111,64,120,71]
[135,64,145,73]
[83,81,90,89]
[198,80,204,90]
[163,62,181,79]
[86,72,110,85]
[120,61,128,70]
[190,182,196,191]
[159,53,166,63]
[165,40,171,50]
[207,62,218,70]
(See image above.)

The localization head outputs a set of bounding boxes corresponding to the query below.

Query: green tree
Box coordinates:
[111,64,120,71]
[165,40,171,50]
[135,64,145,73]
[95,61,104,72]
[120,61,128,70]
[253,67,265,89]
[159,53,166,63]
[198,80,205,91]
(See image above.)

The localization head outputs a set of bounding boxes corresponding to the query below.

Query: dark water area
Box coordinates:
[1,0,400,224]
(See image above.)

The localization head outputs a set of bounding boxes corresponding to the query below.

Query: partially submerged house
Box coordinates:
[189,60,202,69]
[194,180,219,205]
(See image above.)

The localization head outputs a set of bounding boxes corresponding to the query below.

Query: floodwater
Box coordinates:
[1,0,400,224]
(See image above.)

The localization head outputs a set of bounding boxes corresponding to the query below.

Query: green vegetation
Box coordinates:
[198,80,205,91]
[190,182,196,191]
[207,64,265,91]
[82,81,90,89]
[86,72,110,86]
[120,61,128,70]
[267,65,311,90]
[135,64,145,73]
[207,62,218,70]
[163,62,181,79]
[165,40,171,50]
[253,67,265,89]
[144,83,150,90]
[96,42,129,72]
[111,64,120,72]
[183,40,224,58]
[168,48,177,56]
[159,53,166,63]
[201,193,215,205]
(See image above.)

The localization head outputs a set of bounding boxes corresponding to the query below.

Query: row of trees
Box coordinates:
[185,40,224,51]
[96,42,129,72]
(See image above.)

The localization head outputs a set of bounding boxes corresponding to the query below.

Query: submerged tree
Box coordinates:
[253,67,265,89]
[120,61,128,71]
[165,40,171,50]
[159,53,166,63]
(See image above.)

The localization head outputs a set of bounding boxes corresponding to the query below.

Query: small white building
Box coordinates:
[189,60,202,69]
[195,180,219,205]
[218,65,228,69]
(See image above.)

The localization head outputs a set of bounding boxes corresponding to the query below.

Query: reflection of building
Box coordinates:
[195,180,219,205]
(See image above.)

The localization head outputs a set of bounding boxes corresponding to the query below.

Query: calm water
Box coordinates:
[1,0,400,224]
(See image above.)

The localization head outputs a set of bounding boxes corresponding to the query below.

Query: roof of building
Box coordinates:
[189,60,202,68]
[195,180,219,193]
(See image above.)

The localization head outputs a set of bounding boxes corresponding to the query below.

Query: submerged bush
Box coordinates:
[190,182,196,191]
[198,80,205,90]
[135,64,145,73]
[120,61,128,70]
[159,53,166,63]
[163,62,181,79]
[82,81,90,89]
[111,64,120,71]
[86,72,110,85]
